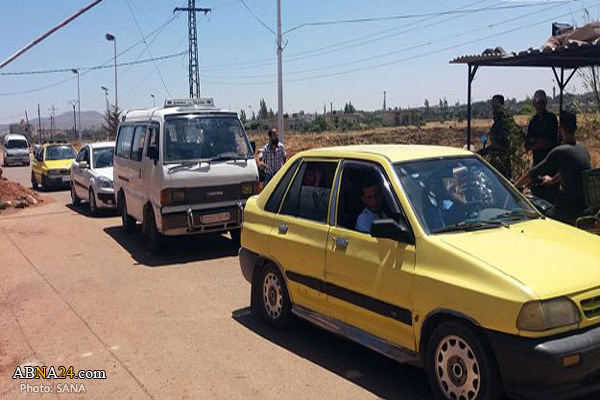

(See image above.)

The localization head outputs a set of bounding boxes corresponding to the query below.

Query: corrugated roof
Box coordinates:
[450,41,600,68]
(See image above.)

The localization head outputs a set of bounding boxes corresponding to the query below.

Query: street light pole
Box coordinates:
[101,86,109,114]
[105,33,118,110]
[151,94,155,108]
[71,68,81,141]
[277,0,284,143]
[68,100,77,140]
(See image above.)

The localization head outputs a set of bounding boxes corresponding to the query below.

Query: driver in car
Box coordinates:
[356,182,387,233]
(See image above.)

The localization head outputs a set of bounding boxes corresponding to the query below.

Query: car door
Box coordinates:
[129,124,147,216]
[72,146,88,197]
[139,122,161,215]
[32,147,44,183]
[268,159,339,316]
[325,159,416,351]
[115,124,137,216]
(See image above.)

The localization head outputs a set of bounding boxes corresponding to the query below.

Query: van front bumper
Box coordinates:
[6,154,30,165]
[160,203,243,236]
[485,324,600,400]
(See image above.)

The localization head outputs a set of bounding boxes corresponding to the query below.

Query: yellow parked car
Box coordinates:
[239,145,600,400]
[31,143,77,190]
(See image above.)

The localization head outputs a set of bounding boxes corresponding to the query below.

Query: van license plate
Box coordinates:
[62,176,70,183]
[201,212,230,224]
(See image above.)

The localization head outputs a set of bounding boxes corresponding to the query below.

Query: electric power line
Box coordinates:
[239,0,276,36]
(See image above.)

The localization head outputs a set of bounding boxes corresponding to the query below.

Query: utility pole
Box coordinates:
[37,103,42,143]
[174,1,211,98]
[49,105,56,140]
[71,69,81,142]
[277,0,284,143]
[383,91,387,111]
[69,100,77,140]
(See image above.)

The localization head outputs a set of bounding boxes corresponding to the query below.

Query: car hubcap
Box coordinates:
[262,272,282,319]
[435,335,480,400]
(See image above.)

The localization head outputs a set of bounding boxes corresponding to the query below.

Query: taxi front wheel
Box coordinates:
[258,265,292,328]
[427,321,503,400]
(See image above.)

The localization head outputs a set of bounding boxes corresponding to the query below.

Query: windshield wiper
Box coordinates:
[167,159,210,175]
[209,153,247,163]
[434,219,509,234]
[492,209,542,221]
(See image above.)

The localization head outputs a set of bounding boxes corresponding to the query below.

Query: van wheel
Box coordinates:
[119,193,136,233]
[427,321,503,400]
[71,184,80,205]
[89,188,98,215]
[31,172,38,190]
[229,228,241,248]
[258,264,292,328]
[143,207,164,254]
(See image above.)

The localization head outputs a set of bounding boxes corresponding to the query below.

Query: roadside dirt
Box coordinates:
[0,171,46,214]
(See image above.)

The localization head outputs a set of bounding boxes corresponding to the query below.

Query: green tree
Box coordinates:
[258,99,268,120]
[344,101,356,114]
[240,109,247,123]
[102,104,121,140]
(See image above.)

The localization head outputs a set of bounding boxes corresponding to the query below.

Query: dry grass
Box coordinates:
[249,118,600,169]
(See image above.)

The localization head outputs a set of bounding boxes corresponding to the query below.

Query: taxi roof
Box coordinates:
[300,144,473,163]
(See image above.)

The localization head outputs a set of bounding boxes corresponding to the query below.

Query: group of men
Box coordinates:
[480,90,592,225]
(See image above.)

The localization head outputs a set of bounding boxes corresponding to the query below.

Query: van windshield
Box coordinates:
[163,115,252,164]
[6,139,28,149]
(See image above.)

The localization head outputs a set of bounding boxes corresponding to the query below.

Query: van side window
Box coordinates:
[116,125,134,159]
[265,159,300,213]
[131,125,147,162]
[280,161,338,223]
[146,123,160,157]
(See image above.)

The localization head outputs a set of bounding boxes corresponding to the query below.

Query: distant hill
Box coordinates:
[0,110,105,133]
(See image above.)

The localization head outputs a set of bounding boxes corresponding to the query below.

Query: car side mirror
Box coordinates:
[250,141,256,154]
[525,194,553,216]
[370,218,415,245]
[148,146,159,164]
[79,161,89,169]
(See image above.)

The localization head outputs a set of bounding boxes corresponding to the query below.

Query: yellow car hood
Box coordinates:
[439,218,600,299]
[43,159,74,169]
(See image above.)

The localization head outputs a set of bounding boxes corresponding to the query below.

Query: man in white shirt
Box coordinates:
[356,183,386,233]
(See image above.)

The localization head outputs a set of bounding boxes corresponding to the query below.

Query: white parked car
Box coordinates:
[3,134,30,166]
[71,142,116,214]
[113,98,259,252]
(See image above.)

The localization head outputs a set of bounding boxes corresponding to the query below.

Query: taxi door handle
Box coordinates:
[278,224,288,234]
[332,236,349,250]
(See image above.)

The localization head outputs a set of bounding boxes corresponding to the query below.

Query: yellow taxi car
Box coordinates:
[31,143,77,190]
[239,145,600,400]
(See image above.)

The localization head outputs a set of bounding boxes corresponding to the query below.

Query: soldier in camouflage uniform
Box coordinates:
[478,95,527,181]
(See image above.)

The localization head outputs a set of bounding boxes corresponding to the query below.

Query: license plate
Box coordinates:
[201,212,230,224]
[62,176,70,183]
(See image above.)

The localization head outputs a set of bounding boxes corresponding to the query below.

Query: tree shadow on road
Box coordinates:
[231,307,434,400]
[103,226,239,267]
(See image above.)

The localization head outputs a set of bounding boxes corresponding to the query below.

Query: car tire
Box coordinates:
[229,228,241,248]
[119,193,136,233]
[71,183,80,205]
[258,264,292,328]
[143,207,164,254]
[31,171,38,190]
[41,175,48,191]
[427,320,503,400]
[89,188,98,215]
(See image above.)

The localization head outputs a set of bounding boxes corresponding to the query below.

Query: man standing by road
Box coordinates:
[516,111,591,225]
[256,128,286,186]
[525,90,559,201]
[478,95,527,181]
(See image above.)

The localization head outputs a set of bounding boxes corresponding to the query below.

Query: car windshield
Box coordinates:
[6,139,28,149]
[45,145,76,161]
[93,147,114,169]
[394,157,538,234]
[163,115,252,164]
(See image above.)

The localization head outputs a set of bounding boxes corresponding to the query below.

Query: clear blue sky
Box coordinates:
[1,0,599,125]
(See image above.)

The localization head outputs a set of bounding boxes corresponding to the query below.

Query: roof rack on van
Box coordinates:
[164,98,214,108]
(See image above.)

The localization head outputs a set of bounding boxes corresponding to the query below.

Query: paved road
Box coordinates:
[0,157,435,399]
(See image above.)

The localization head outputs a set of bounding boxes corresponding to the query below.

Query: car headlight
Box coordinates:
[517,297,581,332]
[241,182,257,195]
[97,176,113,189]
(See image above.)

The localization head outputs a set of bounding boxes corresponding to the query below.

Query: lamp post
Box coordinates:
[70,68,81,141]
[68,100,77,140]
[151,94,155,108]
[105,33,118,110]
[101,86,109,114]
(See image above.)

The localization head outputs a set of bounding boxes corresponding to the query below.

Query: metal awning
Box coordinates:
[451,41,600,149]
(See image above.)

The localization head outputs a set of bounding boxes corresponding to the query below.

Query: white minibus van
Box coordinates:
[3,134,30,166]
[113,98,259,252]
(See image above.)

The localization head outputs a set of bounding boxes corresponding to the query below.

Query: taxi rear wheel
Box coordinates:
[427,321,502,400]
[258,264,291,328]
